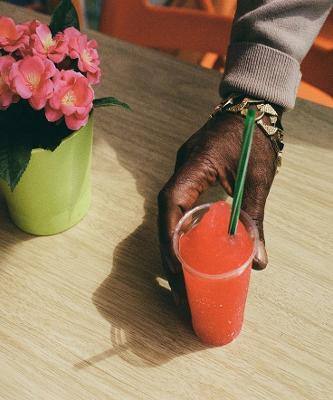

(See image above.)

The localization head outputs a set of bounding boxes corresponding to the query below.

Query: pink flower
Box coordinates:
[0,16,29,53]
[64,27,101,85]
[0,55,19,110]
[21,19,41,36]
[32,24,68,63]
[9,55,56,110]
[45,70,93,130]
[18,19,41,56]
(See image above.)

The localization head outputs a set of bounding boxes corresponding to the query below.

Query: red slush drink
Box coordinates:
[173,201,258,346]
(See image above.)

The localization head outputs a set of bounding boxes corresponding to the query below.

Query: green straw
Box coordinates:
[228,108,256,235]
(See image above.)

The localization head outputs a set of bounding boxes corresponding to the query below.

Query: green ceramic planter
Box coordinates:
[0,115,93,235]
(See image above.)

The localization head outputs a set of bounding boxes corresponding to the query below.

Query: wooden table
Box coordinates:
[0,3,332,399]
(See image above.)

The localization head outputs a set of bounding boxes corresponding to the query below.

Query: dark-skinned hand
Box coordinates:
[158,111,279,310]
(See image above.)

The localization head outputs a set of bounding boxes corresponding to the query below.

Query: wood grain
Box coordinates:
[0,3,332,400]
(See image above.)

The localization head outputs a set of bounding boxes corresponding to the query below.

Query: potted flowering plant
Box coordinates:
[0,0,128,235]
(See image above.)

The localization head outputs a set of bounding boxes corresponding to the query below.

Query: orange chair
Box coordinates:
[298,11,333,108]
[99,0,333,108]
[99,0,233,56]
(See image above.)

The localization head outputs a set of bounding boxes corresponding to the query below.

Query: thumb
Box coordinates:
[241,183,269,270]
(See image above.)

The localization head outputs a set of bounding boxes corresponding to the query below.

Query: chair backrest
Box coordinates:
[301,9,333,98]
[99,0,332,106]
[99,0,233,55]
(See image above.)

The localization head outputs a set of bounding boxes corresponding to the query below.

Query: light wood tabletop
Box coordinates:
[0,3,332,400]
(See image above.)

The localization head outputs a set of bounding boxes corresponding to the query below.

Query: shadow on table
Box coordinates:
[76,114,220,369]
[89,220,210,368]
[81,197,211,368]
[0,193,34,268]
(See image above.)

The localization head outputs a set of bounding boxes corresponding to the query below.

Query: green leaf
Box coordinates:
[49,0,80,35]
[93,97,130,110]
[0,133,32,192]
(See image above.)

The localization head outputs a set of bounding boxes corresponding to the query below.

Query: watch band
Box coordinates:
[210,94,285,172]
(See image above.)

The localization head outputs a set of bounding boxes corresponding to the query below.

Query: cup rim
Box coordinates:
[173,202,259,280]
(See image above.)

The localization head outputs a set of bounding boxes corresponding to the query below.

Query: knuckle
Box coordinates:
[199,155,219,183]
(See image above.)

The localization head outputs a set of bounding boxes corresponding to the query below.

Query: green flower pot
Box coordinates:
[0,116,93,236]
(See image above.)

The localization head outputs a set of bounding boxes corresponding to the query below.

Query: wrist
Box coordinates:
[226,92,284,119]
[210,94,285,172]
[220,42,301,110]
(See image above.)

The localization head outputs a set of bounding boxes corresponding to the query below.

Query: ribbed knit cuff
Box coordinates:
[219,42,301,110]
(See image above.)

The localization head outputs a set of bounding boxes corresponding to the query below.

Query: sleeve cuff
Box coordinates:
[219,42,302,109]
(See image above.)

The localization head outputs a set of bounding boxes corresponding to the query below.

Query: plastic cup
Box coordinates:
[173,202,258,346]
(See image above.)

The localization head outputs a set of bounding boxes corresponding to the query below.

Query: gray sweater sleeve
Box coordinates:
[219,0,333,109]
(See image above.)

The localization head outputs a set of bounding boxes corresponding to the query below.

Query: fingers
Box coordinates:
[242,175,271,270]
[158,158,217,271]
[160,252,190,317]
[158,158,218,306]
[253,241,269,271]
[240,123,276,270]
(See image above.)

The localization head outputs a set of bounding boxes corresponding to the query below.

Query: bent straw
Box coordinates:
[228,108,256,235]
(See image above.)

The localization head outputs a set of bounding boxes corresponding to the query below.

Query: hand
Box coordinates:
[158,111,278,308]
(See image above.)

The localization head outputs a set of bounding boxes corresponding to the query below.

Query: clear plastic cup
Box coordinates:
[173,202,258,346]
